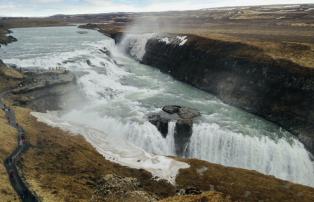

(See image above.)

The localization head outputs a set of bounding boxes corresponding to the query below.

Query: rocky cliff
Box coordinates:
[0,60,79,112]
[0,27,17,47]
[118,33,314,155]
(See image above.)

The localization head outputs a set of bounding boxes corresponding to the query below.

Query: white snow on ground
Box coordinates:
[176,36,188,46]
[31,112,190,184]
[159,37,170,44]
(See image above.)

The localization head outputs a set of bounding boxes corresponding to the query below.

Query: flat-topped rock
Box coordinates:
[148,105,200,156]
[162,105,200,120]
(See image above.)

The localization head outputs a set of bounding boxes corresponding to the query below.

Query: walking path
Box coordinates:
[1,90,38,202]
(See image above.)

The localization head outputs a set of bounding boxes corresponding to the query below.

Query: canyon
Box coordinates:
[1,4,314,202]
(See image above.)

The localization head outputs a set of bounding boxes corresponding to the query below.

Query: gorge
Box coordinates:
[1,26,314,190]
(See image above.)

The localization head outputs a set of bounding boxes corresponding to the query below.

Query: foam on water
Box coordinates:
[2,26,314,186]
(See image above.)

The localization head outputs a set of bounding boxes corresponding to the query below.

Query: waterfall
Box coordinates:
[5,26,314,188]
[123,121,176,156]
[187,122,314,187]
[122,118,314,187]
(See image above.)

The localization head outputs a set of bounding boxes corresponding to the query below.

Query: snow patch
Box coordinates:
[159,37,170,44]
[176,36,188,46]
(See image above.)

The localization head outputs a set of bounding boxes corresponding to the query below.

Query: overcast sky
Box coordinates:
[0,0,313,17]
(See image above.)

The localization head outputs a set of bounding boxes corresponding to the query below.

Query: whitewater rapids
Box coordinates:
[1,26,314,186]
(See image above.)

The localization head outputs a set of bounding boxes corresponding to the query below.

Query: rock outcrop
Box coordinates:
[9,70,80,112]
[119,33,314,155]
[0,28,17,47]
[148,105,200,156]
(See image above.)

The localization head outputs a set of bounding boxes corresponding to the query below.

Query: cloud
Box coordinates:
[0,0,313,17]
[31,0,64,3]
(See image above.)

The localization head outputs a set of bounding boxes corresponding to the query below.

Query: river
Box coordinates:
[1,26,313,186]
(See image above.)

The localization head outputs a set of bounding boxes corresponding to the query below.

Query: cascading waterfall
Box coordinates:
[1,26,314,187]
[119,33,155,61]
[189,123,314,186]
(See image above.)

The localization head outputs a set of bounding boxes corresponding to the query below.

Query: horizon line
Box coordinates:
[0,3,312,18]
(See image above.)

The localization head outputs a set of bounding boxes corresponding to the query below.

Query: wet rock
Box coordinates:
[148,114,169,138]
[176,187,202,195]
[175,119,193,156]
[99,47,112,57]
[7,35,17,42]
[86,59,92,66]
[162,105,181,114]
[185,187,202,195]
[148,105,200,156]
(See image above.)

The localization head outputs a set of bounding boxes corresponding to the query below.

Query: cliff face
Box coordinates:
[121,34,314,154]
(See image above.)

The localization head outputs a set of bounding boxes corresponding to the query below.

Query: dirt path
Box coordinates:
[0,91,38,202]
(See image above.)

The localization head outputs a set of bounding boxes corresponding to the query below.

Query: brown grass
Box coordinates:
[175,159,314,202]
[0,110,19,202]
[0,66,23,80]
[0,61,23,92]
[160,191,231,202]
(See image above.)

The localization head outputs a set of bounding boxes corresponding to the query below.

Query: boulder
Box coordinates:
[174,119,193,156]
[148,105,200,156]
[162,105,181,114]
[148,114,169,138]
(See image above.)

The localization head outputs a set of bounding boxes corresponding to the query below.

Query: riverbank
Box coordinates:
[0,17,69,48]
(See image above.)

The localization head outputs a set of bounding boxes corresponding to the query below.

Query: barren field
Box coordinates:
[1,4,314,202]
[77,4,314,68]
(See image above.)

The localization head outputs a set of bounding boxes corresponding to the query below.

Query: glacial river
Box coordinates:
[1,26,313,186]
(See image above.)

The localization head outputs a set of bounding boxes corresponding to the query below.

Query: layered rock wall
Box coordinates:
[122,34,314,154]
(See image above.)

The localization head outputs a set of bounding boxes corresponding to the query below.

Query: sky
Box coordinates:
[0,0,313,17]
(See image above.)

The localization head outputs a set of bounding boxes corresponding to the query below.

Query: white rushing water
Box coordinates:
[1,26,314,186]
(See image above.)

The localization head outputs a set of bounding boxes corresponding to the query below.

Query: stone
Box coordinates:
[174,119,193,156]
[148,114,169,138]
[148,105,200,156]
[162,105,181,114]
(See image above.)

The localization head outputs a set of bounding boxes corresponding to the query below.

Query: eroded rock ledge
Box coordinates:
[0,60,79,112]
[148,105,200,156]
